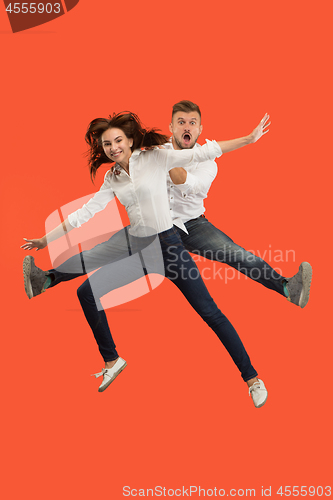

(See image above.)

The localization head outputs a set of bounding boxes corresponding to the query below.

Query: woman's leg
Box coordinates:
[23,227,133,299]
[75,231,161,359]
[77,273,128,392]
[77,275,119,363]
[75,238,158,391]
[48,226,132,288]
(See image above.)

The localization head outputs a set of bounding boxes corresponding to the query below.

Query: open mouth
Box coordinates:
[183,133,191,145]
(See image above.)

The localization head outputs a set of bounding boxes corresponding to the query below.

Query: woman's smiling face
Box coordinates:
[101,127,133,168]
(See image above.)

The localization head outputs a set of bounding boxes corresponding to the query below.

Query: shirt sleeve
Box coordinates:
[68,171,115,228]
[174,160,218,196]
[152,140,222,171]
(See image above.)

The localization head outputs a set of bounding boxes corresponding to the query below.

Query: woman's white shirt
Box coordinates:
[68,140,222,237]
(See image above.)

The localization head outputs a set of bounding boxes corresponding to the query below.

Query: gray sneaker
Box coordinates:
[285,262,312,308]
[23,255,48,299]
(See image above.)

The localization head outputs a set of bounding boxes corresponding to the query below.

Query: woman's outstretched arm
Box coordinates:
[21,218,74,251]
[21,170,115,252]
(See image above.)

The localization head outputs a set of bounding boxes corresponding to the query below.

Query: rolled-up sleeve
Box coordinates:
[175,160,218,196]
[68,171,115,228]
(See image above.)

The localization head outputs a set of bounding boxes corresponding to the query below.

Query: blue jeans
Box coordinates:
[48,227,135,287]
[182,216,285,295]
[76,227,257,381]
[48,217,285,295]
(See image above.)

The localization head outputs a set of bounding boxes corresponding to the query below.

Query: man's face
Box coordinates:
[169,111,203,150]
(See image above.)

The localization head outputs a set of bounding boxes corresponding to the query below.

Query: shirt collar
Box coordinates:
[113,149,142,174]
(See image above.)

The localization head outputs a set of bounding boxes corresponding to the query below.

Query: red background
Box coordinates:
[0,1,332,498]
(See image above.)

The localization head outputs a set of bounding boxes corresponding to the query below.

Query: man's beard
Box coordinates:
[174,134,198,150]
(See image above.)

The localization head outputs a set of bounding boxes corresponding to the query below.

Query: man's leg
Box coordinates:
[160,229,259,385]
[179,216,286,296]
[160,228,267,406]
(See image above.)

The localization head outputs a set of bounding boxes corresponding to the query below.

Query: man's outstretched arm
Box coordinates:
[169,113,270,185]
[217,113,270,153]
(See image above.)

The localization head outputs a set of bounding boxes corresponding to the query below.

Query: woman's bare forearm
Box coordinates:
[21,217,74,251]
[44,218,73,244]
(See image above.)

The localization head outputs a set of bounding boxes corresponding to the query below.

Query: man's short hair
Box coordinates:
[172,100,201,120]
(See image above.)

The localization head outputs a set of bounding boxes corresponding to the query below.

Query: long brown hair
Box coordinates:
[85,111,169,180]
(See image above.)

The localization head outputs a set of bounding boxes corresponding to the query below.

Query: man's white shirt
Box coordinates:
[165,141,218,233]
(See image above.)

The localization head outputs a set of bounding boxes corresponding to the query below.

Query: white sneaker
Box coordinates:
[92,357,127,392]
[249,379,268,408]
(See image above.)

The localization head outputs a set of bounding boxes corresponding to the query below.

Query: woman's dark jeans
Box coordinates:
[76,227,258,382]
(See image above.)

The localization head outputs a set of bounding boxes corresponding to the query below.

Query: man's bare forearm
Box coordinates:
[169,167,187,185]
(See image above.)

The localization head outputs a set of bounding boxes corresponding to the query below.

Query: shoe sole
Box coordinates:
[98,362,127,392]
[299,262,312,308]
[23,256,33,299]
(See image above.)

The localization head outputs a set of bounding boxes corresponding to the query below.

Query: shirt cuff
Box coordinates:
[175,171,197,197]
[206,139,223,158]
[68,212,80,228]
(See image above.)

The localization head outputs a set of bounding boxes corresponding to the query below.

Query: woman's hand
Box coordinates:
[21,236,47,251]
[21,218,73,250]
[249,113,270,143]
